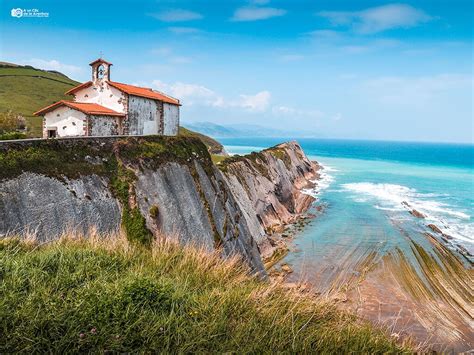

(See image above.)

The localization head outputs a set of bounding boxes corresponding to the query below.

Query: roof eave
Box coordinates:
[89,58,113,66]
[33,100,125,117]
[107,81,181,105]
[65,81,93,95]
[33,100,65,116]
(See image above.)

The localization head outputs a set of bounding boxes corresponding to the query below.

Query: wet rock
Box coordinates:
[281,264,293,273]
[409,209,425,218]
[427,224,444,234]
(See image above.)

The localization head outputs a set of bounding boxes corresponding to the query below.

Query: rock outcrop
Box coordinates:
[0,136,318,275]
[219,142,319,259]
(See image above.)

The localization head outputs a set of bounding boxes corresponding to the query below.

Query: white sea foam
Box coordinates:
[342,182,473,252]
[301,163,335,199]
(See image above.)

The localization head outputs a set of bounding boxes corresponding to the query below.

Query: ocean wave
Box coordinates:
[341,182,473,252]
[301,163,335,198]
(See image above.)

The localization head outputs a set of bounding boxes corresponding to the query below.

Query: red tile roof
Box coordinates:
[107,81,180,105]
[65,81,93,95]
[64,80,180,105]
[33,100,125,117]
[89,58,113,66]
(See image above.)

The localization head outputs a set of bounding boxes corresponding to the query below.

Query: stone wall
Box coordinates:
[87,115,121,136]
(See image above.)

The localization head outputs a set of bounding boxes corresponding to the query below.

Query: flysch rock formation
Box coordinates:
[219,142,319,260]
[0,136,319,276]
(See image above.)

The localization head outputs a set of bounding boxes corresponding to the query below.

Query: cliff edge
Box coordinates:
[219,142,319,261]
[0,137,318,274]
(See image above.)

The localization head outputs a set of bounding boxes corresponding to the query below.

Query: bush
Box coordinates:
[0,132,27,140]
[149,205,160,218]
[0,111,25,134]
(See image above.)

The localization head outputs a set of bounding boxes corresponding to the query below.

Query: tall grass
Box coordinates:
[0,233,410,353]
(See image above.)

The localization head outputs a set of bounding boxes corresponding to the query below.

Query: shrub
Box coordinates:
[0,111,25,134]
[149,205,159,218]
[0,132,27,140]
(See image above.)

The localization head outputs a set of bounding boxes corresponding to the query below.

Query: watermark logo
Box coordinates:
[11,8,23,18]
[11,8,49,18]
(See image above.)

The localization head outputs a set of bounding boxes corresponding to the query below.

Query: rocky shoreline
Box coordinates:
[218,141,321,267]
[401,201,473,263]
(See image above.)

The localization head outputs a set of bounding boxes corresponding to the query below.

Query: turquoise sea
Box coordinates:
[220,138,474,271]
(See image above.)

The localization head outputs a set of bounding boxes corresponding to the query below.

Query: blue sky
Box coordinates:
[1,0,472,142]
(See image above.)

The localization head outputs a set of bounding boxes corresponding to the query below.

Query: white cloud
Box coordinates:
[152,80,219,106]
[150,9,203,22]
[239,91,271,112]
[151,80,271,112]
[272,105,324,118]
[151,47,172,56]
[360,74,471,105]
[232,7,286,21]
[317,4,433,34]
[170,56,193,64]
[167,26,201,34]
[249,0,271,4]
[307,29,342,40]
[150,48,193,64]
[22,59,82,77]
[339,38,401,54]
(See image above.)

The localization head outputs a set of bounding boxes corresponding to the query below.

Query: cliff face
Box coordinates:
[0,137,318,274]
[219,142,319,259]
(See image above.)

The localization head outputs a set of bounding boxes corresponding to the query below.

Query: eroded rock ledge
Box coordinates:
[218,141,320,261]
[0,137,318,276]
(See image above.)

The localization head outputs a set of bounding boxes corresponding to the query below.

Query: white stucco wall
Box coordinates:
[44,106,86,137]
[73,84,126,113]
[163,103,179,136]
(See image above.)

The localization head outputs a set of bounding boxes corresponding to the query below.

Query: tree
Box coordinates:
[0,111,25,134]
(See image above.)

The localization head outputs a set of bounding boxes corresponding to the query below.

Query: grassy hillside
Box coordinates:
[179,126,225,155]
[0,235,409,353]
[0,64,80,136]
[0,63,225,154]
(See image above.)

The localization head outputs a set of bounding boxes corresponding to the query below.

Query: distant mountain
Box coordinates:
[184,122,240,137]
[184,122,319,138]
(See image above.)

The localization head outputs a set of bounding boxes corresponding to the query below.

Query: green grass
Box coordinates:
[0,236,410,353]
[179,126,225,155]
[0,65,79,137]
[211,154,227,164]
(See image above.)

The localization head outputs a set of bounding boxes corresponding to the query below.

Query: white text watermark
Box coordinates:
[11,8,49,18]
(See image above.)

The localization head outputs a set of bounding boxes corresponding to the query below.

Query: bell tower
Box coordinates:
[89,58,112,83]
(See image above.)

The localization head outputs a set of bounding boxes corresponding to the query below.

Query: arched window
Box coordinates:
[97,64,105,79]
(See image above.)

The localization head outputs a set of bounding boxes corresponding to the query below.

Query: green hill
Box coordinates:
[0,63,225,154]
[0,236,409,353]
[0,63,80,136]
